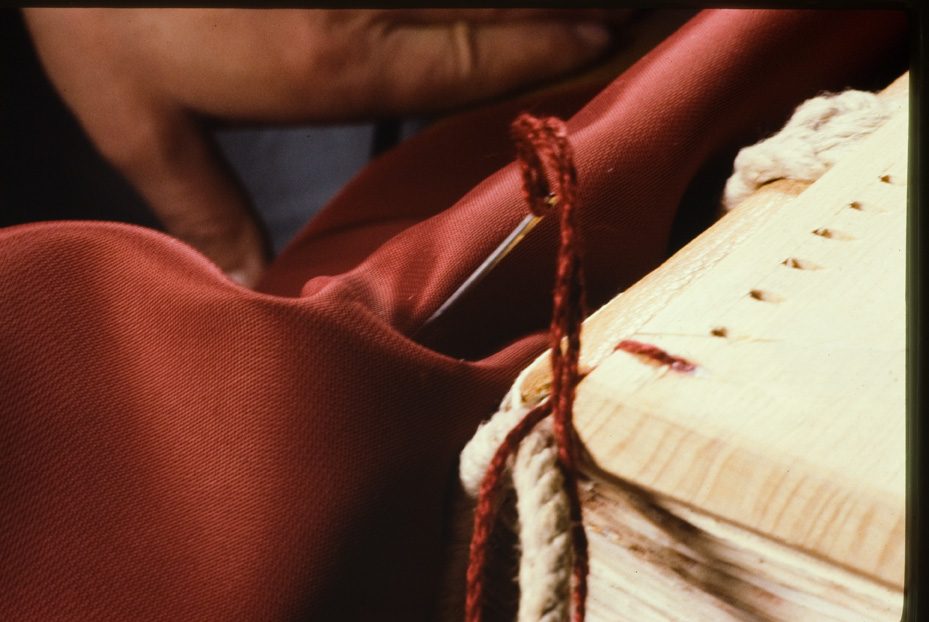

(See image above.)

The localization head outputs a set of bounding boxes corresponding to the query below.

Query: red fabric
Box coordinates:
[0,10,906,620]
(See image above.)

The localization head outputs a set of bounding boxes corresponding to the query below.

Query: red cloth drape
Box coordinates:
[1,10,907,620]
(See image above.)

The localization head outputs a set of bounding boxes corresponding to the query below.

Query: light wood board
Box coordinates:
[514,73,908,594]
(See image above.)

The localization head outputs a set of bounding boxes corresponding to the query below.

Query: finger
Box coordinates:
[382,9,635,25]
[24,8,269,286]
[142,13,620,122]
[83,97,269,287]
[105,105,270,287]
[367,20,617,115]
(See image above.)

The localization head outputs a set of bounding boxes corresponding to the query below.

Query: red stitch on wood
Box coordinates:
[465,113,589,622]
[614,339,697,373]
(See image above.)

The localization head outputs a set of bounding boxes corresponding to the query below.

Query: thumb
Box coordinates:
[90,103,270,287]
[375,19,614,113]
[22,7,268,287]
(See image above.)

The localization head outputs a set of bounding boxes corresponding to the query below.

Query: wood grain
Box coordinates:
[580,476,903,621]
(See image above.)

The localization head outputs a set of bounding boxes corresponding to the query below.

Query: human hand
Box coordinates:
[23,8,628,287]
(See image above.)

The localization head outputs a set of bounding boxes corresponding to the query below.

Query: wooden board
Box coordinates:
[580,477,904,621]
[513,73,908,595]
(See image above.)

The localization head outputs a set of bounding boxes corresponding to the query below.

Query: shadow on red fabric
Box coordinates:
[0,10,907,620]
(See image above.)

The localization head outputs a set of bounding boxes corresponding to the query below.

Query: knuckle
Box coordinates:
[448,21,477,82]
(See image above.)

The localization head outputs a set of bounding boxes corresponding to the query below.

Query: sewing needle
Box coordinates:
[423,211,545,326]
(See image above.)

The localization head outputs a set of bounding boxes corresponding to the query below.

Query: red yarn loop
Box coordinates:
[465,113,589,622]
[510,115,578,220]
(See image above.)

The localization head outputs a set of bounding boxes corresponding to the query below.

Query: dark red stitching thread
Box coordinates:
[465,113,589,622]
[464,400,551,621]
[614,339,696,373]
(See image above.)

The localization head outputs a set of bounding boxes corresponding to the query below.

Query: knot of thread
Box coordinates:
[723,89,893,210]
[464,113,588,622]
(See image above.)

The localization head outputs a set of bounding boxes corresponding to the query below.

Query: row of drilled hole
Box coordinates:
[710,174,899,338]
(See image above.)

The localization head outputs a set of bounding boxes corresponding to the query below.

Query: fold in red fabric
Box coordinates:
[0,10,906,620]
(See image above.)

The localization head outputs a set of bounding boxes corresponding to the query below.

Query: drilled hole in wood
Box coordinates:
[812,228,854,241]
[879,173,906,186]
[710,326,728,337]
[782,257,821,270]
[749,289,783,303]
[846,201,887,214]
[846,200,885,214]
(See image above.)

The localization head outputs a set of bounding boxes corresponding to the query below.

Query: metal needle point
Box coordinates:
[423,195,556,327]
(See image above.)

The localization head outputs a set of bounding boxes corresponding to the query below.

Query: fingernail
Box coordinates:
[227,269,253,288]
[573,22,611,50]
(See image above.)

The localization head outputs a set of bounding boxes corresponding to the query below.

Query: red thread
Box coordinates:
[614,339,696,373]
[466,113,589,622]
[464,401,551,622]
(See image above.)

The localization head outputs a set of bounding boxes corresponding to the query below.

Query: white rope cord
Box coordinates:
[723,89,892,211]
[460,385,573,622]
[459,401,532,499]
[512,418,571,622]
